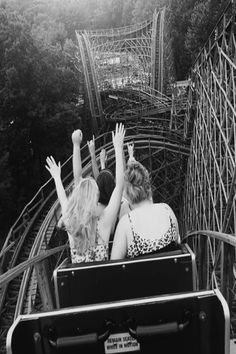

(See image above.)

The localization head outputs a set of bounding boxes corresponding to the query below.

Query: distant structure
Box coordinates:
[76,7,174,132]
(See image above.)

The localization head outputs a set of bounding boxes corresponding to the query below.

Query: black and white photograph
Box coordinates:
[0,0,235,353]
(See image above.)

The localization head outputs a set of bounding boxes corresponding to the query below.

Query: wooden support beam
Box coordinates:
[35,259,54,311]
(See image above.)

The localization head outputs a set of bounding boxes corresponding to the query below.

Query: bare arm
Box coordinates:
[72,130,83,186]
[100,148,107,170]
[45,156,68,214]
[101,123,126,239]
[127,142,136,164]
[87,135,99,179]
[110,216,128,259]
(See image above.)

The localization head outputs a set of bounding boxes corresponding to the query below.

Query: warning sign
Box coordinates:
[104,332,140,353]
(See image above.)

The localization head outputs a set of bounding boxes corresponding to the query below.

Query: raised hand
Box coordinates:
[112,123,125,150]
[100,148,107,169]
[45,156,61,179]
[127,142,134,158]
[127,142,135,162]
[72,129,83,146]
[87,135,95,156]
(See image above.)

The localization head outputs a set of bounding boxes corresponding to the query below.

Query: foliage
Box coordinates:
[185,0,226,61]
[132,0,166,23]
[0,6,80,239]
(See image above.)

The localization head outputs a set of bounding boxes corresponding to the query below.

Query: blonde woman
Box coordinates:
[111,161,180,260]
[46,123,125,263]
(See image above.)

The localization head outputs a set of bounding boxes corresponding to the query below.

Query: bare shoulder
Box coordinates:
[155,202,173,212]
[117,213,130,228]
[156,202,169,208]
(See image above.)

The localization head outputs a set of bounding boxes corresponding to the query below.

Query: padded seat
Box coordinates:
[53,243,197,308]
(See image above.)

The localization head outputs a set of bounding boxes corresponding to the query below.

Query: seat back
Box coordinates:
[53,243,197,308]
[7,289,230,354]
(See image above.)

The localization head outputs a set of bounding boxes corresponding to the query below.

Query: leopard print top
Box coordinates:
[127,212,177,258]
[68,219,109,263]
[70,242,109,263]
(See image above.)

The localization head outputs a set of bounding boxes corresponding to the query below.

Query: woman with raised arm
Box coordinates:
[87,136,115,211]
[111,160,180,260]
[45,123,125,263]
[118,142,135,220]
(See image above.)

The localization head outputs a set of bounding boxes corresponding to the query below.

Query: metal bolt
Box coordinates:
[199,311,207,321]
[34,332,41,343]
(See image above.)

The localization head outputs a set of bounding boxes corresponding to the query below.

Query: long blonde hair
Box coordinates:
[59,178,99,254]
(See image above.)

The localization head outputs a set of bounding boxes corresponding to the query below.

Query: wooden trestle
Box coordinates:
[182,0,236,336]
[76,7,174,134]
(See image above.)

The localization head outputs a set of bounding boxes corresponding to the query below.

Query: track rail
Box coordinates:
[183,231,236,337]
[0,128,191,353]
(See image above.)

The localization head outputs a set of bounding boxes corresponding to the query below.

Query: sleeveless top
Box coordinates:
[68,219,109,263]
[127,209,177,258]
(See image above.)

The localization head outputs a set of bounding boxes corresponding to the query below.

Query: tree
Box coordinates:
[169,0,197,79]
[0,7,80,240]
[132,0,166,23]
[121,0,136,26]
[185,0,226,62]
[185,0,211,61]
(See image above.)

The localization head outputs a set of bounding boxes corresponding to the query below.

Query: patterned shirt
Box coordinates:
[70,242,109,263]
[127,210,177,258]
[68,220,109,263]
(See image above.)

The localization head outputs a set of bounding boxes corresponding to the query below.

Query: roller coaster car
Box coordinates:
[7,289,230,354]
[53,243,197,309]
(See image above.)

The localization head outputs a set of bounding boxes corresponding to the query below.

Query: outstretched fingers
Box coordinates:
[45,156,61,178]
[118,123,126,140]
[46,156,55,167]
[112,123,126,149]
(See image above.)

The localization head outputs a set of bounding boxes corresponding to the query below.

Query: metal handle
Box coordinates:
[129,320,189,339]
[49,326,111,348]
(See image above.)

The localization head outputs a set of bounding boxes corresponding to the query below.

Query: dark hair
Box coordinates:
[97,169,115,206]
[125,161,152,204]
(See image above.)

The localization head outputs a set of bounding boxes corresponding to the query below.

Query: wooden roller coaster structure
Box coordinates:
[0,2,236,353]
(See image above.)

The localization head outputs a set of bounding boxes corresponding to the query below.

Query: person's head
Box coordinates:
[96,169,115,206]
[124,161,152,205]
[59,177,99,253]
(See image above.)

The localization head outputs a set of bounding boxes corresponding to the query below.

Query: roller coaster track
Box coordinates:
[0,156,74,353]
[103,86,172,122]
[76,7,174,134]
[76,33,104,134]
[1,1,236,353]
[0,128,189,353]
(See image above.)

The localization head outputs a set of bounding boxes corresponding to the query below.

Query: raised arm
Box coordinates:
[100,148,107,170]
[72,129,83,186]
[45,156,68,214]
[87,135,99,180]
[110,215,128,259]
[127,142,136,164]
[102,123,125,237]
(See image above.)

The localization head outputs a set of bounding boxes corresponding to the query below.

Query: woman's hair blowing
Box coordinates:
[58,178,99,254]
[125,161,152,204]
